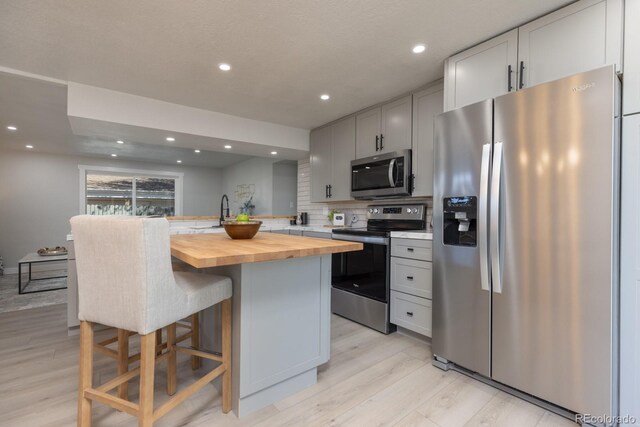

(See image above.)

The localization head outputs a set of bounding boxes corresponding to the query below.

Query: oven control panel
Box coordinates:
[367,204,425,221]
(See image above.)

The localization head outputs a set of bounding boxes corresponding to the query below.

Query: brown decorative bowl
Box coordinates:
[222,220,262,239]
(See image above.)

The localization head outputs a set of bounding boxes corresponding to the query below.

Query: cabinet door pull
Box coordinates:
[406,311,414,317]
[328,185,332,198]
[406,276,414,280]
[375,135,379,151]
[407,248,414,252]
[380,134,384,150]
[519,61,525,89]
[325,185,329,198]
[507,64,513,92]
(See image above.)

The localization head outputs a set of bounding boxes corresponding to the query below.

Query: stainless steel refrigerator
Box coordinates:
[432,65,620,417]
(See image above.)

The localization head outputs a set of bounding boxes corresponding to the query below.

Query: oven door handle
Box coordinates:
[331,234,389,246]
[388,159,397,187]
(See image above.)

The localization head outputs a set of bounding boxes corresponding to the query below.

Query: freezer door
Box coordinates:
[433,100,492,377]
[492,66,618,415]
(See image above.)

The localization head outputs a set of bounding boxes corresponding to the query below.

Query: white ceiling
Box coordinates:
[0,0,572,130]
[0,72,254,168]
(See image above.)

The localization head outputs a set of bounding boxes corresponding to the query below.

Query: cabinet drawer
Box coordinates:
[391,257,432,299]
[390,291,432,337]
[391,238,432,261]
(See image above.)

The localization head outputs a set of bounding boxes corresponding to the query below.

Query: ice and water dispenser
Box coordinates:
[442,196,477,247]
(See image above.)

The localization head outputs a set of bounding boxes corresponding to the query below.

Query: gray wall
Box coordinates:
[272,162,297,216]
[0,148,223,269]
[221,157,298,216]
[222,157,276,216]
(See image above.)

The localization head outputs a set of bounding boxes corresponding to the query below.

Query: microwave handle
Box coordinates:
[388,158,397,187]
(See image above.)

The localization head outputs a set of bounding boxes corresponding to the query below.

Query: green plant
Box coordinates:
[328,209,336,222]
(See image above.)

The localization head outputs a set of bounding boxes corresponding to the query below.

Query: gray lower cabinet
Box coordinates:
[390,237,433,337]
[391,257,432,299]
[303,231,331,239]
[67,242,79,329]
[390,291,432,337]
[391,238,432,261]
[271,230,290,235]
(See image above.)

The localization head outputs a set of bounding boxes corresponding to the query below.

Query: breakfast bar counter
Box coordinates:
[170,232,362,417]
[170,232,361,268]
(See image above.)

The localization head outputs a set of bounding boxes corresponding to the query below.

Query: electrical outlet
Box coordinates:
[322,207,329,216]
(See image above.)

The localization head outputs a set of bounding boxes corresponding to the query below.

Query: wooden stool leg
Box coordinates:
[167,323,177,396]
[221,298,232,414]
[155,329,162,356]
[190,313,200,370]
[78,321,94,427]
[117,329,129,400]
[139,333,156,427]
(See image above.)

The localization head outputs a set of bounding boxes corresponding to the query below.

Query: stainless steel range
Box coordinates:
[331,203,426,334]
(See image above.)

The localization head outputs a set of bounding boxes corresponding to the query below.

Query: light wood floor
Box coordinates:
[0,304,576,427]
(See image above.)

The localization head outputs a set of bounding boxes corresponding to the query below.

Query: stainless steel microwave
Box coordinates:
[351,150,412,199]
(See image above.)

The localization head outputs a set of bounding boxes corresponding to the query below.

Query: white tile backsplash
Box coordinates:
[296,159,433,230]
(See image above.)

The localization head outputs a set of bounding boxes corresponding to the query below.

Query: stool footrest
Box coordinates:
[84,389,140,417]
[153,363,226,422]
[174,345,223,363]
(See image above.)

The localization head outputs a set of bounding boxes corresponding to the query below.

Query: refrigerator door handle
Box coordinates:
[479,143,492,292]
[490,142,503,294]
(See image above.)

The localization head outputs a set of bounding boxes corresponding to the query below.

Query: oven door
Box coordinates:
[351,150,411,199]
[331,234,389,302]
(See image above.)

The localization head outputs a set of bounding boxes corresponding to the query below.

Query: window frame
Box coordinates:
[79,165,184,216]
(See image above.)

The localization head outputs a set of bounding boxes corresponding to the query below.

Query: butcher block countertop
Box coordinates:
[170,232,362,268]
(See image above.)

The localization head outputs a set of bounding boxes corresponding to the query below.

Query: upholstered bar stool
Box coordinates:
[71,216,232,427]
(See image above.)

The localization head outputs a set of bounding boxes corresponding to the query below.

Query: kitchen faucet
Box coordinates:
[220,194,230,226]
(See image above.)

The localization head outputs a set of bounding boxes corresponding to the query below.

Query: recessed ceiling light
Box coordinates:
[25,145,33,149]
[177,160,182,163]
[271,151,278,155]
[194,149,201,153]
[7,125,17,131]
[224,145,232,149]
[320,94,330,101]
[218,63,231,71]
[111,154,117,157]
[412,44,426,54]
[166,137,175,142]
[116,140,124,144]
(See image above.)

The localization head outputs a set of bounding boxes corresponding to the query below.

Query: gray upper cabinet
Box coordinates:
[624,0,640,115]
[444,0,623,112]
[310,126,332,202]
[330,116,356,201]
[310,116,356,202]
[518,0,623,89]
[444,29,518,112]
[356,96,412,158]
[412,84,443,197]
[355,107,381,158]
[381,95,412,153]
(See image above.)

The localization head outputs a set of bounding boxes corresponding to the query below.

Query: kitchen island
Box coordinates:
[170,232,362,417]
